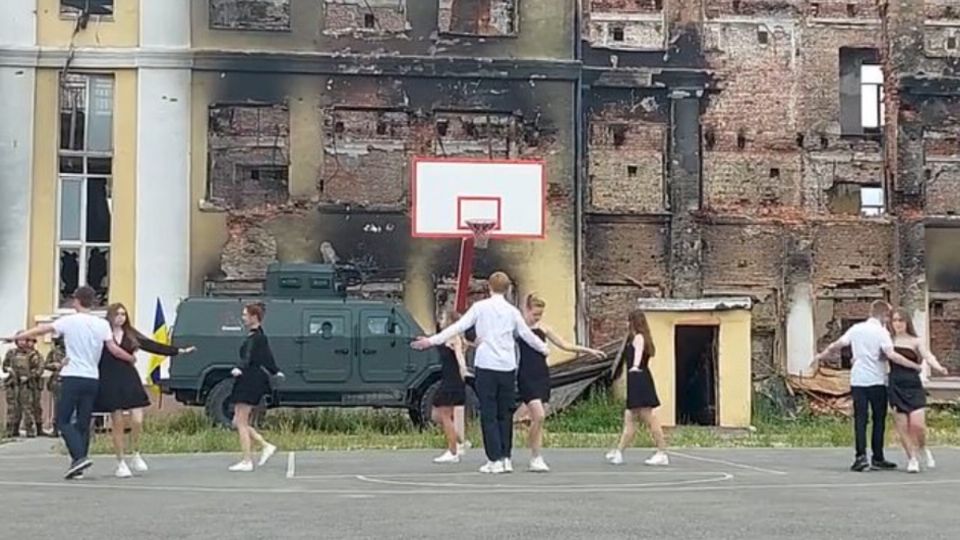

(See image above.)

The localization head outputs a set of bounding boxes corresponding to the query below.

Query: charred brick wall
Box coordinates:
[190,0,960,370]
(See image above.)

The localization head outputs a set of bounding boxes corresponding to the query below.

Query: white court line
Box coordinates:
[669,451,788,476]
[294,470,713,480]
[355,472,734,490]
[0,477,959,496]
[286,452,296,479]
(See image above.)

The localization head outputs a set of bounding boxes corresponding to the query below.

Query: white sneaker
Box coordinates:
[258,444,277,467]
[130,453,148,473]
[456,443,467,456]
[462,440,473,450]
[645,451,669,466]
[115,460,133,479]
[479,460,505,474]
[528,456,550,473]
[229,460,254,472]
[503,458,513,473]
[433,450,460,464]
[923,448,936,469]
[606,449,624,465]
[907,458,920,473]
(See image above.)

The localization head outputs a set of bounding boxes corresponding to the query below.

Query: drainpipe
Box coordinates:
[574,0,587,344]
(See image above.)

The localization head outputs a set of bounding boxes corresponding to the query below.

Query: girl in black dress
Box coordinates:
[888,308,948,473]
[431,311,469,464]
[605,309,668,467]
[520,294,605,472]
[229,303,283,472]
[96,303,196,478]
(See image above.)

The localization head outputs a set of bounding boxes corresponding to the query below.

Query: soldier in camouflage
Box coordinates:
[44,337,66,437]
[3,335,44,438]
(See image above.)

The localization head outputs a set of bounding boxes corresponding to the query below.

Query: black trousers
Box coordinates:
[56,377,99,462]
[475,368,516,462]
[852,385,887,460]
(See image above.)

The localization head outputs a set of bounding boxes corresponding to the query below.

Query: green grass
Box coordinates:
[86,390,960,455]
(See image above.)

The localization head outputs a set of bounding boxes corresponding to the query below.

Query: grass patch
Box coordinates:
[87,390,960,455]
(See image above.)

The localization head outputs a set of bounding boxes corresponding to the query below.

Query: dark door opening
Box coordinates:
[675,325,719,426]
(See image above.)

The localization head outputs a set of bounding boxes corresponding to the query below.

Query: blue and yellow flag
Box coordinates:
[147,298,168,388]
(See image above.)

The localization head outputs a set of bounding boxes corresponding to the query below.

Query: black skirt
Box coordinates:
[95,355,151,413]
[434,388,466,407]
[230,370,272,406]
[518,360,551,404]
[626,368,660,410]
[889,376,926,413]
[434,345,466,407]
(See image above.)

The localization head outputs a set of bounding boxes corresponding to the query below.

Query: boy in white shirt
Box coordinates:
[4,286,134,479]
[413,272,548,474]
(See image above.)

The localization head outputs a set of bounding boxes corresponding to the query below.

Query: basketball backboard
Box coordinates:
[410,157,546,239]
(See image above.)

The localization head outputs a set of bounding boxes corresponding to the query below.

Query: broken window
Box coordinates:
[321,108,410,206]
[927,228,960,293]
[433,112,518,158]
[839,48,883,136]
[210,0,291,32]
[438,0,519,37]
[323,0,410,35]
[207,103,290,208]
[860,186,884,216]
[61,0,113,16]
[860,64,885,131]
[57,73,114,308]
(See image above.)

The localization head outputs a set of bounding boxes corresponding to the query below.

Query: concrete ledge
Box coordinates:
[636,297,753,312]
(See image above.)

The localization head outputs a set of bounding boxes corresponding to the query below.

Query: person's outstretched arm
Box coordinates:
[412,306,479,350]
[2,324,55,342]
[540,324,604,358]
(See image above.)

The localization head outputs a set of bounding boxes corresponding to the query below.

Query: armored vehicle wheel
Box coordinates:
[204,378,265,429]
[411,379,480,429]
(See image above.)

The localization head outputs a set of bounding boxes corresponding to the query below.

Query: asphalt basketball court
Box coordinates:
[0,446,958,540]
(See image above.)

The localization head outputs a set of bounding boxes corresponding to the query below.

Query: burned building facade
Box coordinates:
[1,1,958,423]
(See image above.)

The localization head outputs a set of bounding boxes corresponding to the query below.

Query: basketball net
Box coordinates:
[465,219,497,249]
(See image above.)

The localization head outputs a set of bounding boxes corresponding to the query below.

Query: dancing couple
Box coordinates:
[815,300,947,472]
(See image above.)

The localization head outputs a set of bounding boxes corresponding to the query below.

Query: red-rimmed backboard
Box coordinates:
[411,157,546,239]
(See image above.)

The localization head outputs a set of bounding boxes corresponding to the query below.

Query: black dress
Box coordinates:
[518,328,551,404]
[433,344,466,407]
[95,331,179,413]
[625,341,660,410]
[888,346,926,413]
[230,328,280,406]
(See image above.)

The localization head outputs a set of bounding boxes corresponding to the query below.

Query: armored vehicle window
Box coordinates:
[308,316,346,338]
[310,278,331,289]
[367,316,401,336]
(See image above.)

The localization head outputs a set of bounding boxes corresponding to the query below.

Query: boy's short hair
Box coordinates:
[488,272,512,294]
[72,286,97,309]
[870,300,891,319]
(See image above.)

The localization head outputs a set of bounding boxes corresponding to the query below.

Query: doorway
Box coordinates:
[675,325,719,426]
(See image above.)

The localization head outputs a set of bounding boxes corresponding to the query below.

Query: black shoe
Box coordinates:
[851,456,870,472]
[871,458,897,471]
[65,458,93,479]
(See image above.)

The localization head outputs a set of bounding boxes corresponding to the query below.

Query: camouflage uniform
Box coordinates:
[3,345,44,438]
[44,341,66,437]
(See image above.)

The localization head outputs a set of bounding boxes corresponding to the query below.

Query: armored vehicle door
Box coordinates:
[300,309,353,383]
[358,308,411,383]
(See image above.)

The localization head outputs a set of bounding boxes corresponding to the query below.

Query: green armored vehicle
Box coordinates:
[161,263,477,427]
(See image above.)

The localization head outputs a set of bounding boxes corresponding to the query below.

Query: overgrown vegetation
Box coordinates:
[85,390,960,454]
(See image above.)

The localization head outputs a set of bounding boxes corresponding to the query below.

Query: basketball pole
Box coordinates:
[455,236,476,314]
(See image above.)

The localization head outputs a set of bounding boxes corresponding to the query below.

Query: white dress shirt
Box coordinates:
[428,294,548,372]
[839,317,894,387]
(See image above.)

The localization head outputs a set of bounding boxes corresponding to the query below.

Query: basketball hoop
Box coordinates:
[465,219,497,249]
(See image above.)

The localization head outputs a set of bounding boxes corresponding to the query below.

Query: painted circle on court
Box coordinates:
[353,470,735,490]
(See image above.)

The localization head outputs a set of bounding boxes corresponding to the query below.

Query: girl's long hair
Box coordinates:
[628,309,656,358]
[890,308,918,338]
[106,302,140,350]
